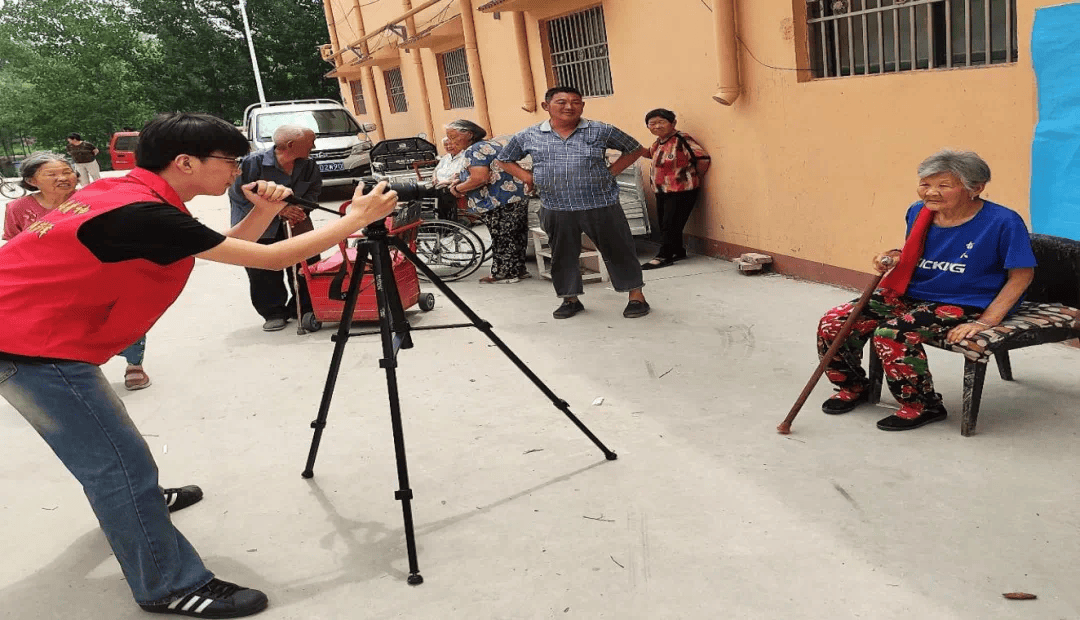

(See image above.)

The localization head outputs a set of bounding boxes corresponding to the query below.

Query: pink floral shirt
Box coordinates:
[3,195,52,241]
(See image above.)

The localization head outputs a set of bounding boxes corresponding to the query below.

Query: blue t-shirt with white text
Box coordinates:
[903,200,1037,309]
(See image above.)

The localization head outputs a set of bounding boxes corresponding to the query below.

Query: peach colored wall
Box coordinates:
[327,0,1051,282]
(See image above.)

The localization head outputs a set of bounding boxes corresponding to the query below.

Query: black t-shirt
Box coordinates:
[77,202,226,264]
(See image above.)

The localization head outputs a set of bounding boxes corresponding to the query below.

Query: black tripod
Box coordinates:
[300,216,617,586]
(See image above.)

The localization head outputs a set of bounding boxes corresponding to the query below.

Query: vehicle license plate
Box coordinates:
[319,161,345,173]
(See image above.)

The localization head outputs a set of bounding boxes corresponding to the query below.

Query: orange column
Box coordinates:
[401,0,436,142]
[458,0,492,134]
[351,0,386,141]
[323,0,350,96]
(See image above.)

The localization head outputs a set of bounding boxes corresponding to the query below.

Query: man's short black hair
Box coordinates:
[67,132,82,141]
[136,113,250,173]
[645,108,676,124]
[544,86,583,102]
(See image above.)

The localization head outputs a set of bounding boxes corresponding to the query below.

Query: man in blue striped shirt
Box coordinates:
[499,86,650,319]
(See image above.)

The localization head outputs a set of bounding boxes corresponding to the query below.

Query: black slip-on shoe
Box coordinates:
[821,389,870,415]
[623,299,651,318]
[876,403,948,431]
[141,579,268,618]
[553,299,585,319]
[641,257,675,270]
[164,485,203,513]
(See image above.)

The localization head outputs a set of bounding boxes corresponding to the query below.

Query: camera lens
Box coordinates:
[356,177,436,203]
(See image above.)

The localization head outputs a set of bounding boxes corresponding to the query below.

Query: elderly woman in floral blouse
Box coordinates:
[446,119,530,283]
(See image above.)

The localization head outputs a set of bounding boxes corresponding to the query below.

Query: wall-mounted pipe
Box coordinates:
[402,0,436,143]
[512,12,536,113]
[459,0,492,135]
[713,0,741,105]
[351,0,386,141]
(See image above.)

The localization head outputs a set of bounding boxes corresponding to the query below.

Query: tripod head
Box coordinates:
[362,217,390,240]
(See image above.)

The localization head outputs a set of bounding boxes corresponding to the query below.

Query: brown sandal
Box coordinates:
[124,365,152,391]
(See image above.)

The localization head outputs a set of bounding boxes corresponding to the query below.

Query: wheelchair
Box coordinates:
[365,138,489,282]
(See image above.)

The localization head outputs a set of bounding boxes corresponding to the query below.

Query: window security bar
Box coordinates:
[548,6,614,98]
[806,0,1016,78]
[442,48,474,109]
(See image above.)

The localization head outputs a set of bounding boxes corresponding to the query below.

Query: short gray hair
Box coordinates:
[444,119,486,145]
[20,151,73,191]
[917,149,991,191]
[273,124,313,147]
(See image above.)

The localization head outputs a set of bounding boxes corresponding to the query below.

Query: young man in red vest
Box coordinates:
[0,113,397,618]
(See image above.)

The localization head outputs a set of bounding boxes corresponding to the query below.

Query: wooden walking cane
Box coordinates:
[285,221,306,335]
[777,258,893,435]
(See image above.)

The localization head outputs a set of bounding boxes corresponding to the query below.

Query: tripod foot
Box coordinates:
[407,573,424,586]
[604,451,618,461]
[301,470,314,479]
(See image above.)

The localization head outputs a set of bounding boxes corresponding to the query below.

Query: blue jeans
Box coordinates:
[120,336,146,366]
[0,359,212,605]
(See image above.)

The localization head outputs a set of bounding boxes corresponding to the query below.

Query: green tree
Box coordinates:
[130,0,338,123]
[0,0,157,163]
[0,0,342,168]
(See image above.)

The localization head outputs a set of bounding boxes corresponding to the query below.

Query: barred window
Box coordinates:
[349,80,367,115]
[384,68,408,114]
[545,5,613,97]
[440,47,474,109]
[806,0,1018,78]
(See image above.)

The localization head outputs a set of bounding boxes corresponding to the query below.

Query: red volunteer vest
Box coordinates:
[0,168,196,365]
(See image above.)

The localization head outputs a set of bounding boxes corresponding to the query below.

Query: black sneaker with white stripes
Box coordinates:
[140,578,268,618]
[163,485,203,513]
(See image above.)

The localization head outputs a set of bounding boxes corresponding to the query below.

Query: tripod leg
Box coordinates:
[376,241,413,350]
[390,237,617,461]
[302,243,372,479]
[369,245,424,585]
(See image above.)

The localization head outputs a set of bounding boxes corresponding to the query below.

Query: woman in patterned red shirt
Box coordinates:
[643,108,711,270]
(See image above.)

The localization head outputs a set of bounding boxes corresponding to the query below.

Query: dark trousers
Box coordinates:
[655,189,699,259]
[539,203,644,297]
[480,200,529,279]
[245,221,319,321]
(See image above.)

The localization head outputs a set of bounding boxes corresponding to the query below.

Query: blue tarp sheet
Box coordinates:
[1031,3,1080,240]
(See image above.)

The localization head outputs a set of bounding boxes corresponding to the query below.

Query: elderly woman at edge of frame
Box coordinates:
[815,148,1036,431]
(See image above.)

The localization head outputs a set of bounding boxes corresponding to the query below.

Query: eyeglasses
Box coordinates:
[204,155,243,167]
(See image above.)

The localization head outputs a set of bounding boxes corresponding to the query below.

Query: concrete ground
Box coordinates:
[2,182,1079,619]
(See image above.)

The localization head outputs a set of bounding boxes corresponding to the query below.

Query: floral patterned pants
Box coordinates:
[480,200,529,279]
[816,289,983,412]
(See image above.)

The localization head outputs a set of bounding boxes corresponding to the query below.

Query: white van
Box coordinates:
[242,99,377,187]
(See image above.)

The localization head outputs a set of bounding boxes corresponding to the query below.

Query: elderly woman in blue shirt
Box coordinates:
[816,149,1036,431]
[446,119,530,284]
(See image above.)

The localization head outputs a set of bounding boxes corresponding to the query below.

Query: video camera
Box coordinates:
[359,136,444,203]
[355,176,441,203]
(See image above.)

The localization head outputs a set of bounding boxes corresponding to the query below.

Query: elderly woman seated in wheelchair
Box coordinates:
[815,149,1035,431]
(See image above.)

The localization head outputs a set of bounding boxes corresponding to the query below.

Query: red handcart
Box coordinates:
[297,201,435,332]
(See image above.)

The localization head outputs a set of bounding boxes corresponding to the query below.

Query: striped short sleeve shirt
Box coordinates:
[498,119,642,211]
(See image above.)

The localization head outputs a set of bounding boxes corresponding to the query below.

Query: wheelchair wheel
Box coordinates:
[414,220,485,281]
